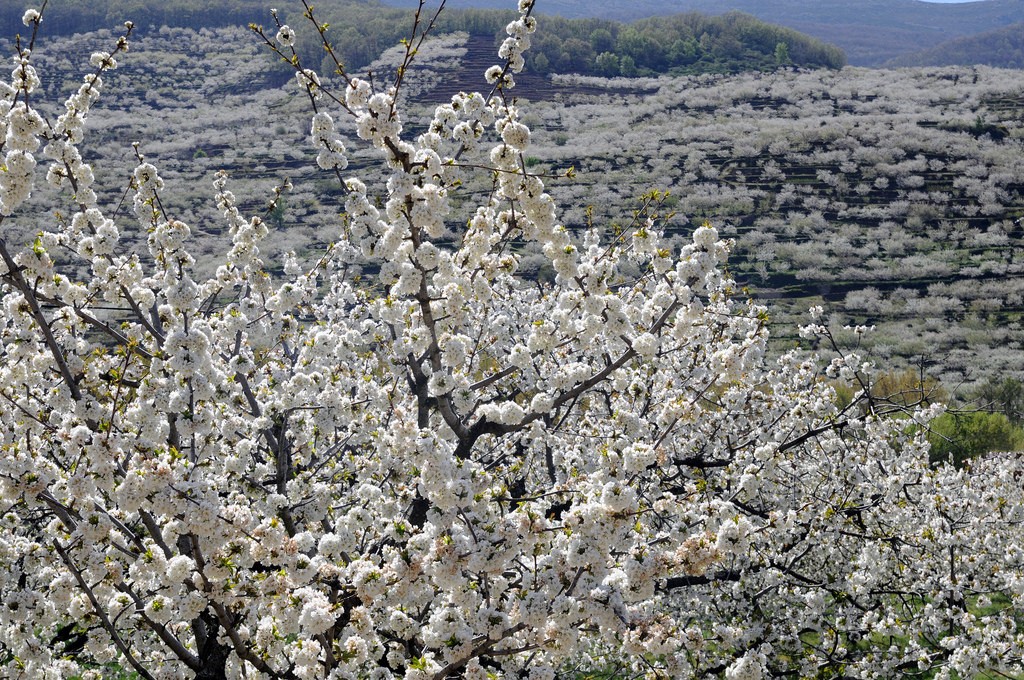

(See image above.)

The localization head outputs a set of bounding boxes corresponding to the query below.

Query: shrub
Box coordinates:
[928,410,1024,466]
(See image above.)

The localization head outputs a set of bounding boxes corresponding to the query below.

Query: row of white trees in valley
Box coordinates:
[2,2,1024,679]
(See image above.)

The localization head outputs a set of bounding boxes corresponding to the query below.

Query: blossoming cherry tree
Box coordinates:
[1,2,1024,679]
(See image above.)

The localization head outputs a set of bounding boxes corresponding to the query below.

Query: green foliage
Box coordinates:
[594,51,620,77]
[831,380,857,411]
[618,54,637,77]
[268,198,286,230]
[854,370,1024,466]
[287,1,412,71]
[917,376,1024,467]
[620,11,846,74]
[927,411,1024,467]
[1,2,843,78]
[405,5,844,76]
[531,51,551,74]
[589,27,615,54]
[1,0,270,37]
[975,376,1024,424]
[774,41,791,66]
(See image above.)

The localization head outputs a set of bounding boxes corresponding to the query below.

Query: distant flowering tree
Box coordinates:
[2,2,1024,679]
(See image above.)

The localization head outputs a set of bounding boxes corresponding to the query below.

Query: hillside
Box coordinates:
[0,0,269,37]
[294,4,846,76]
[520,66,1024,394]
[5,0,1016,68]
[885,21,1024,67]
[1,1,846,77]
[514,11,845,77]
[380,0,1024,65]
[3,20,1024,395]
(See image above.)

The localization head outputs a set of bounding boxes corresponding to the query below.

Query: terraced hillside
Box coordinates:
[6,25,1024,394]
[381,0,1024,66]
[521,67,1024,392]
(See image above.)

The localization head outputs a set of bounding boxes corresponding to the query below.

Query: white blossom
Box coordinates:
[276,25,295,48]
[0,8,1020,680]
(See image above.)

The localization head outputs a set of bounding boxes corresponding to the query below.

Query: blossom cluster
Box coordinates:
[310,111,348,171]
[1,2,1023,680]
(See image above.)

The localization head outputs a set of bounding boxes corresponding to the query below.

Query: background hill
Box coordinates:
[4,2,1024,398]
[5,0,1017,67]
[0,1,846,77]
[380,0,1024,66]
[885,21,1024,67]
[0,0,268,37]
